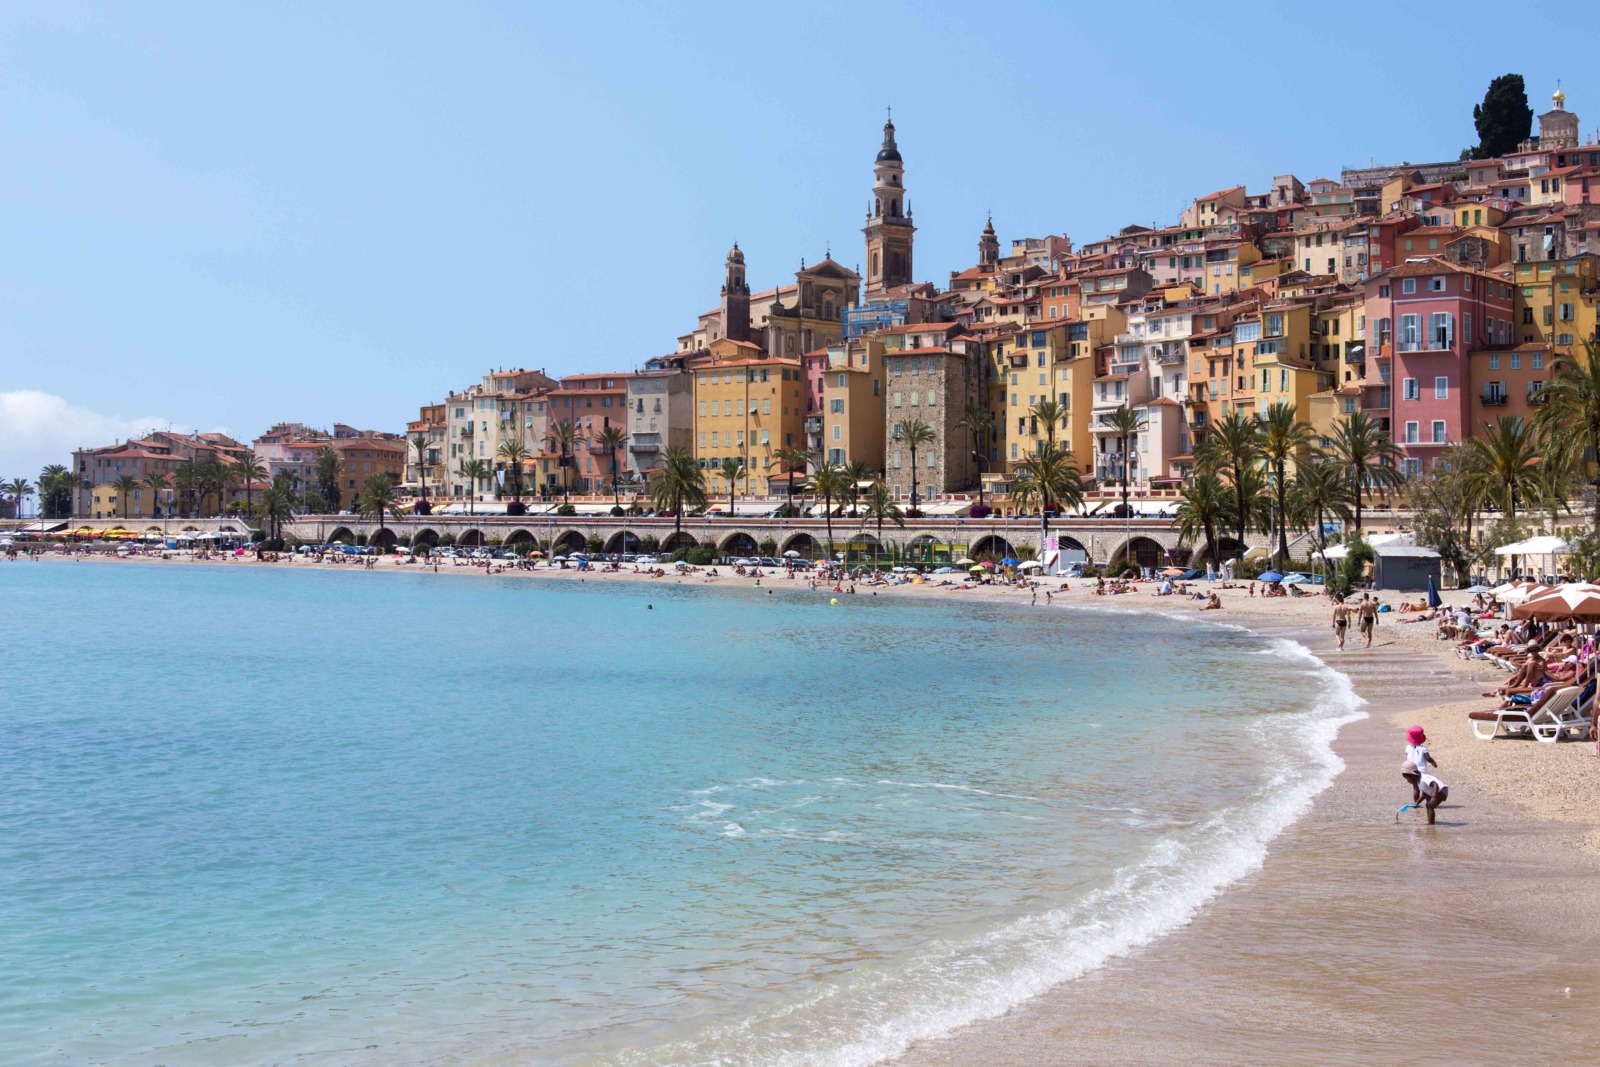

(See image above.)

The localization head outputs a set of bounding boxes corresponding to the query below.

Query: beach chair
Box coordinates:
[1468,686,1579,741]
[1532,686,1594,743]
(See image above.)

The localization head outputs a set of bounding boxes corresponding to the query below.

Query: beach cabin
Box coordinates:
[1371,544,1440,592]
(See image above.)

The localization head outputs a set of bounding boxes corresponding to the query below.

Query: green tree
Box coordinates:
[5,477,35,520]
[651,446,706,543]
[953,403,994,508]
[544,420,579,503]
[411,432,431,501]
[38,466,72,518]
[1470,74,1533,160]
[1412,449,1481,586]
[595,424,629,507]
[1027,398,1065,445]
[458,459,491,515]
[1175,473,1232,567]
[1259,402,1318,564]
[860,481,905,557]
[314,446,343,512]
[1010,441,1085,540]
[357,473,401,543]
[496,437,530,501]
[773,445,811,514]
[141,470,168,519]
[719,455,747,515]
[1103,404,1144,520]
[112,475,139,520]
[843,460,872,516]
[1467,415,1540,519]
[254,484,295,542]
[894,418,936,515]
[230,451,268,514]
[1288,458,1355,558]
[1533,339,1600,526]
[811,459,850,560]
[1197,408,1263,547]
[1327,411,1405,531]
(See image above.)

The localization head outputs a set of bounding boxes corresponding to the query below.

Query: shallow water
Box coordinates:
[1,564,1357,1065]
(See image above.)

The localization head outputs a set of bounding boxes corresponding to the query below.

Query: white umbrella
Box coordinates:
[1513,583,1600,620]
[672,560,690,568]
[1018,560,1045,570]
[783,550,801,558]
[1497,582,1554,605]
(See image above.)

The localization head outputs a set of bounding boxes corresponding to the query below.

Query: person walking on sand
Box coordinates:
[1331,596,1351,650]
[1401,760,1449,824]
[1358,594,1379,648]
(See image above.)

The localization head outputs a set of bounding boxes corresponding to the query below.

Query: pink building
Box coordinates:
[1365,259,1514,476]
[801,350,829,456]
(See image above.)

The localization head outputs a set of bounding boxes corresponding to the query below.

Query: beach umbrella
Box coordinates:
[1513,584,1600,621]
[672,560,690,568]
[980,560,996,569]
[1427,574,1441,609]
[1462,584,1491,594]
[1259,570,1284,583]
[1496,582,1553,605]
[955,557,976,565]
[783,549,801,558]
[1019,560,1044,570]
[1161,566,1186,576]
[935,566,955,573]
[999,556,1019,566]
[969,564,986,572]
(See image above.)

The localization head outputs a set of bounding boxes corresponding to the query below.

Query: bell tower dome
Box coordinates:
[862,113,916,297]
[720,242,751,343]
[978,216,1000,269]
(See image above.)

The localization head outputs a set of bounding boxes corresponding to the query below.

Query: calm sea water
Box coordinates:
[1,562,1358,1066]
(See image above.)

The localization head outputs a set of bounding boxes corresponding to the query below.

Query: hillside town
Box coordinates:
[15,82,1600,538]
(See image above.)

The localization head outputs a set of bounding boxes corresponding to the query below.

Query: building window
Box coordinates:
[1403,378,1419,400]
[1405,421,1419,443]
[1434,376,1448,399]
[1489,354,1500,370]
[1511,353,1521,370]
[1402,278,1416,294]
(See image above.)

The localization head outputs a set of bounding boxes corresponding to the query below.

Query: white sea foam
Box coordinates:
[627,633,1366,1067]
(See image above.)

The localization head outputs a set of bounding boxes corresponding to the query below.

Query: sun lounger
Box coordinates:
[1468,685,1580,741]
[1532,686,1594,743]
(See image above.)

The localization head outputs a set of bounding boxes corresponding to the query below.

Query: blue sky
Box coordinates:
[1,0,1590,478]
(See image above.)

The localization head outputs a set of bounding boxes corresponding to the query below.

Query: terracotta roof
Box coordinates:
[1196,185,1245,202]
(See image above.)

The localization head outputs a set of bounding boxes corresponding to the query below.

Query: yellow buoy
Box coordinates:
[830,597,839,605]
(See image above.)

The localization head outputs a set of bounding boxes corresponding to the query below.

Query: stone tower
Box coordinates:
[1540,84,1579,150]
[978,216,1000,269]
[720,242,751,343]
[862,115,915,297]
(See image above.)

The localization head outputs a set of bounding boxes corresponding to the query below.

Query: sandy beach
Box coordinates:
[22,550,1600,1064]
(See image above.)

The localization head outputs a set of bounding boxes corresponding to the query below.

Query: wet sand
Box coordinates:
[28,553,1600,1063]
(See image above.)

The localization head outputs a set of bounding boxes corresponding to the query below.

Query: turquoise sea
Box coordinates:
[2,562,1359,1066]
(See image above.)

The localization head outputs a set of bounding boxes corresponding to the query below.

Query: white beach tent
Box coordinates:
[1322,532,1413,561]
[1494,535,1570,556]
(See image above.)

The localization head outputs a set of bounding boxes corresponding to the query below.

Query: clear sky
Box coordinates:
[2,0,1591,479]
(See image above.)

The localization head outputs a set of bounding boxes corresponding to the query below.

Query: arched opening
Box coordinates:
[1110,536,1164,572]
[1186,536,1245,567]
[904,533,940,564]
[969,534,1016,560]
[721,531,758,557]
[604,530,643,554]
[458,528,485,547]
[328,526,355,544]
[780,532,819,559]
[412,528,440,548]
[505,529,536,548]
[370,528,397,552]
[660,530,698,553]
[553,530,588,555]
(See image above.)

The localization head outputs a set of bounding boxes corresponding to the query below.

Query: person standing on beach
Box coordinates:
[1358,594,1378,648]
[1403,725,1437,803]
[1331,596,1351,650]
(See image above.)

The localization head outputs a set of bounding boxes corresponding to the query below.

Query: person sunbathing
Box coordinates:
[1490,682,1564,715]
[1488,650,1550,697]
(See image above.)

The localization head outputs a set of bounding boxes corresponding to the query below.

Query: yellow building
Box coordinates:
[1510,255,1600,354]
[693,338,805,496]
[819,340,886,470]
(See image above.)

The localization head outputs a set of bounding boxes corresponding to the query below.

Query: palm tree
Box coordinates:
[140,470,168,519]
[254,484,294,542]
[719,455,747,515]
[205,462,236,517]
[458,459,491,515]
[844,460,872,516]
[37,466,69,517]
[1533,338,1600,526]
[1027,398,1066,445]
[4,477,33,520]
[595,424,629,508]
[1175,474,1232,567]
[173,462,201,518]
[1326,411,1404,532]
[230,451,268,513]
[496,437,530,502]
[954,404,994,508]
[1259,402,1317,565]
[1534,434,1579,532]
[1288,459,1355,557]
[358,473,401,541]
[1103,404,1144,520]
[774,445,810,513]
[314,446,343,512]
[894,418,936,515]
[112,475,139,520]
[411,433,432,501]
[1010,441,1085,543]
[651,446,706,544]
[1198,408,1263,548]
[544,420,579,503]
[811,459,850,560]
[1467,415,1541,519]
[861,480,905,558]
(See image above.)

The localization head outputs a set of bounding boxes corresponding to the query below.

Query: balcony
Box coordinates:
[1481,393,1508,407]
[628,435,661,453]
[459,425,474,437]
[1527,391,1549,406]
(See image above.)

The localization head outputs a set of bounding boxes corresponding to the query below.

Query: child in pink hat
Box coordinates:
[1403,725,1438,806]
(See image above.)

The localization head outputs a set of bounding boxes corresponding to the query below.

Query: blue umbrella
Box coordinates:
[1000,557,1020,566]
[1259,570,1284,583]
[1427,574,1441,608]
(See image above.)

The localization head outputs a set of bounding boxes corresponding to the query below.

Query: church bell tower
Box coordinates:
[863,114,915,297]
[720,242,751,343]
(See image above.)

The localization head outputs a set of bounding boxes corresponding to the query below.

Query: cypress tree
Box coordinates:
[1471,74,1533,159]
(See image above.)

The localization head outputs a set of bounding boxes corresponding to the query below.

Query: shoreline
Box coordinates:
[23,553,1600,1063]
